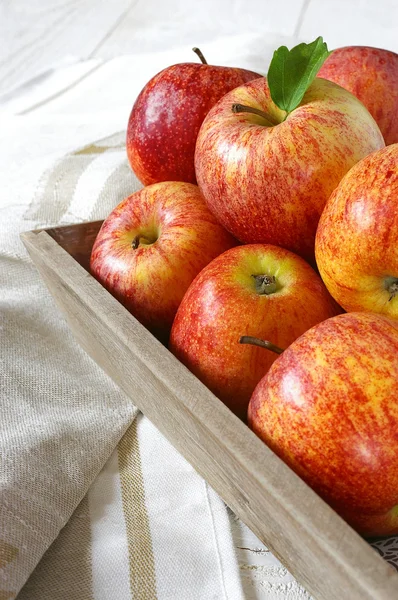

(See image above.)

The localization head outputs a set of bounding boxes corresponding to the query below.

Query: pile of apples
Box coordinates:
[91,39,398,538]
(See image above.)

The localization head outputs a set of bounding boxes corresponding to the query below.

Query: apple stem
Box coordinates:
[239,336,284,355]
[232,103,280,127]
[388,282,398,302]
[132,236,140,249]
[192,47,208,64]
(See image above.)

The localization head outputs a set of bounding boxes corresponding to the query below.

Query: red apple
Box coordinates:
[194,77,384,262]
[248,312,398,537]
[318,46,398,145]
[315,144,398,320]
[90,182,236,340]
[169,244,340,419]
[126,48,260,186]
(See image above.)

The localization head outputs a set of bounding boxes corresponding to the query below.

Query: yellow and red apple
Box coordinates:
[319,46,398,145]
[170,244,340,419]
[315,144,398,319]
[90,182,236,340]
[248,312,398,537]
[194,77,384,262]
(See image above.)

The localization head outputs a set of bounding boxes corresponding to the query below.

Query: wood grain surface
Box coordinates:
[3,0,397,96]
[20,223,398,600]
[46,220,103,272]
[0,0,132,93]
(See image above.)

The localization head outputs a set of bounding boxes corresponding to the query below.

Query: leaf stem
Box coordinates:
[232,104,280,127]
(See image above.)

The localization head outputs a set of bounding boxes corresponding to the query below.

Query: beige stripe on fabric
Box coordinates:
[74,144,112,156]
[73,131,125,156]
[17,496,93,600]
[89,160,142,222]
[24,154,96,226]
[118,419,157,600]
[0,541,18,570]
[24,131,125,227]
[0,541,18,600]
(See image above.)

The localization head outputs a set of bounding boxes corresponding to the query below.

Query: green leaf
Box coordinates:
[267,37,331,115]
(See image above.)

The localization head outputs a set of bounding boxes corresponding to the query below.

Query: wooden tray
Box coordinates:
[21,222,398,600]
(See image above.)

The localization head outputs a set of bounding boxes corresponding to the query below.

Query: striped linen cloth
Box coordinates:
[17,415,244,600]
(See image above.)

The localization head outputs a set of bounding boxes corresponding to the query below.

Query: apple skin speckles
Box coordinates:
[315,144,398,320]
[194,77,384,263]
[248,311,398,537]
[127,62,261,186]
[319,46,398,145]
[90,182,236,341]
[169,243,340,419]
